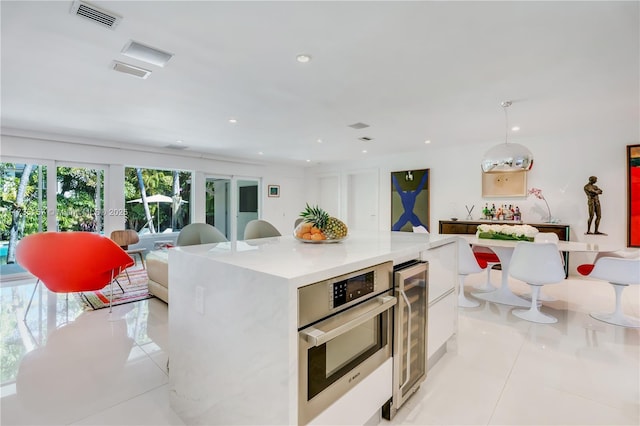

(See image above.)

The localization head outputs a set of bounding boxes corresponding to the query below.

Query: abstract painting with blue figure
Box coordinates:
[391,169,430,232]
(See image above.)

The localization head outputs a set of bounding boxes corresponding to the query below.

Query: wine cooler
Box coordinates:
[382,260,428,420]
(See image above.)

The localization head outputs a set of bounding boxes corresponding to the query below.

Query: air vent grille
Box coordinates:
[112,61,151,79]
[359,137,373,142]
[349,122,370,129]
[71,1,122,29]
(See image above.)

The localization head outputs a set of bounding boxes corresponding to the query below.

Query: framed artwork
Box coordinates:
[391,169,430,232]
[482,170,527,197]
[628,144,640,247]
[267,184,280,198]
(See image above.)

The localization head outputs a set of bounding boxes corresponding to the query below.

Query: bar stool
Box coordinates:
[578,253,640,328]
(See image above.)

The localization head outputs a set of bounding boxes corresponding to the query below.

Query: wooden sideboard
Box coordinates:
[439,220,571,276]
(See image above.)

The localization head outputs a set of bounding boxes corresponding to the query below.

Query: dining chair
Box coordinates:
[16,232,134,317]
[457,237,486,308]
[110,229,146,269]
[508,241,566,323]
[176,223,228,246]
[412,225,429,234]
[521,232,563,302]
[244,219,282,239]
[577,252,640,328]
[471,245,500,292]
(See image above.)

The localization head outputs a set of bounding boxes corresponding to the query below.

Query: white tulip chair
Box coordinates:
[578,253,640,328]
[520,232,562,302]
[508,242,566,324]
[471,245,500,292]
[457,237,486,308]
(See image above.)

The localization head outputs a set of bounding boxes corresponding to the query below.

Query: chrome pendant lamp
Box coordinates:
[481,101,534,173]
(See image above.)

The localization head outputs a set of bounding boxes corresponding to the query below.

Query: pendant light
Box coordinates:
[481,101,534,173]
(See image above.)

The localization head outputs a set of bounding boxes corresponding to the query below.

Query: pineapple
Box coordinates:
[298,204,348,240]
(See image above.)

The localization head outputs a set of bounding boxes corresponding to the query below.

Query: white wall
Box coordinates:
[1,134,305,237]
[2,124,636,272]
[305,127,637,273]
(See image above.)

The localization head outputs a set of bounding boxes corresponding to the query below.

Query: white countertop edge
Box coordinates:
[169,231,457,288]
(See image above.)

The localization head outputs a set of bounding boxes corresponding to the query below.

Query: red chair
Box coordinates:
[16,232,135,318]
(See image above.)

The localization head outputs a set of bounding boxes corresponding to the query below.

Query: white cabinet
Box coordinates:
[421,241,457,364]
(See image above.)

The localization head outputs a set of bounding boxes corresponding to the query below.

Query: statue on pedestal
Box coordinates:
[584,176,606,235]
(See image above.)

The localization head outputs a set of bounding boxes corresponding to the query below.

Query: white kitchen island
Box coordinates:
[168,230,457,425]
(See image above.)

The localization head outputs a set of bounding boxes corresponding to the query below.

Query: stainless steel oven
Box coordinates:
[298,262,395,425]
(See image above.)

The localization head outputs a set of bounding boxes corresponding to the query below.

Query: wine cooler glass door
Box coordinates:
[393,262,428,412]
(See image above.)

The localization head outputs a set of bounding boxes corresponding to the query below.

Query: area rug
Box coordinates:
[78,268,154,310]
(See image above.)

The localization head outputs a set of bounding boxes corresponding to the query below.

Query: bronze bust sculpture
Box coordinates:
[584,176,605,235]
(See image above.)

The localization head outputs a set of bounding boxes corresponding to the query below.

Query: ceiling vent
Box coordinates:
[122,41,173,67]
[359,136,373,142]
[349,122,370,129]
[112,61,151,79]
[165,144,188,150]
[70,1,122,29]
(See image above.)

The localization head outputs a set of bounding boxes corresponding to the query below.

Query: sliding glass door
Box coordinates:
[236,179,259,240]
[1,162,49,269]
[55,163,104,233]
[205,176,231,239]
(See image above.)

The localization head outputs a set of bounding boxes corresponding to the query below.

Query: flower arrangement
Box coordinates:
[528,187,552,222]
[477,224,539,241]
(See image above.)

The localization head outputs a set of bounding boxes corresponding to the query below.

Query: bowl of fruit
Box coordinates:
[294,204,348,243]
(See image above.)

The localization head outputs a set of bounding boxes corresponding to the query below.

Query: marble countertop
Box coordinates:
[171,230,455,287]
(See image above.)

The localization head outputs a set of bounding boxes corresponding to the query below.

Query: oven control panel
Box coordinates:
[298,261,392,328]
[331,270,375,308]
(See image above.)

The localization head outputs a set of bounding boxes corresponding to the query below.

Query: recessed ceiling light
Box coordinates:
[511,126,520,132]
[424,140,431,144]
[362,150,368,154]
[306,159,311,162]
[122,40,173,67]
[176,140,183,144]
[296,54,311,63]
[317,139,323,144]
[258,152,263,155]
[229,118,238,124]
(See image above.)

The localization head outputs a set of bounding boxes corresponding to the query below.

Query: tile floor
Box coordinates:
[0,270,638,425]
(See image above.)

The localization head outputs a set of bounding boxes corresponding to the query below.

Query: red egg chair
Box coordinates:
[16,232,135,318]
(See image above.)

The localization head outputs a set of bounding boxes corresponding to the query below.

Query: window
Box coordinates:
[124,167,191,233]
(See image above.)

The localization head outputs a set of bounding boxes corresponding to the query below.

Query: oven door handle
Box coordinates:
[301,295,396,347]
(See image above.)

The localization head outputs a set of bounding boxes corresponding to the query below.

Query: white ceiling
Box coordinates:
[1,1,638,165]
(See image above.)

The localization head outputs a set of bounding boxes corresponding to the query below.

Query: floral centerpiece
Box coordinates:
[476,224,539,241]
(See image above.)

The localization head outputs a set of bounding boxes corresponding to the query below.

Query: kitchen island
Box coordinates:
[168,230,457,425]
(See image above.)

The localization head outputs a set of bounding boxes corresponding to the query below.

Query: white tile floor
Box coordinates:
[1,270,638,425]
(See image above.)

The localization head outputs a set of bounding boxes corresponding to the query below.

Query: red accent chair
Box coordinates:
[16,232,135,318]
